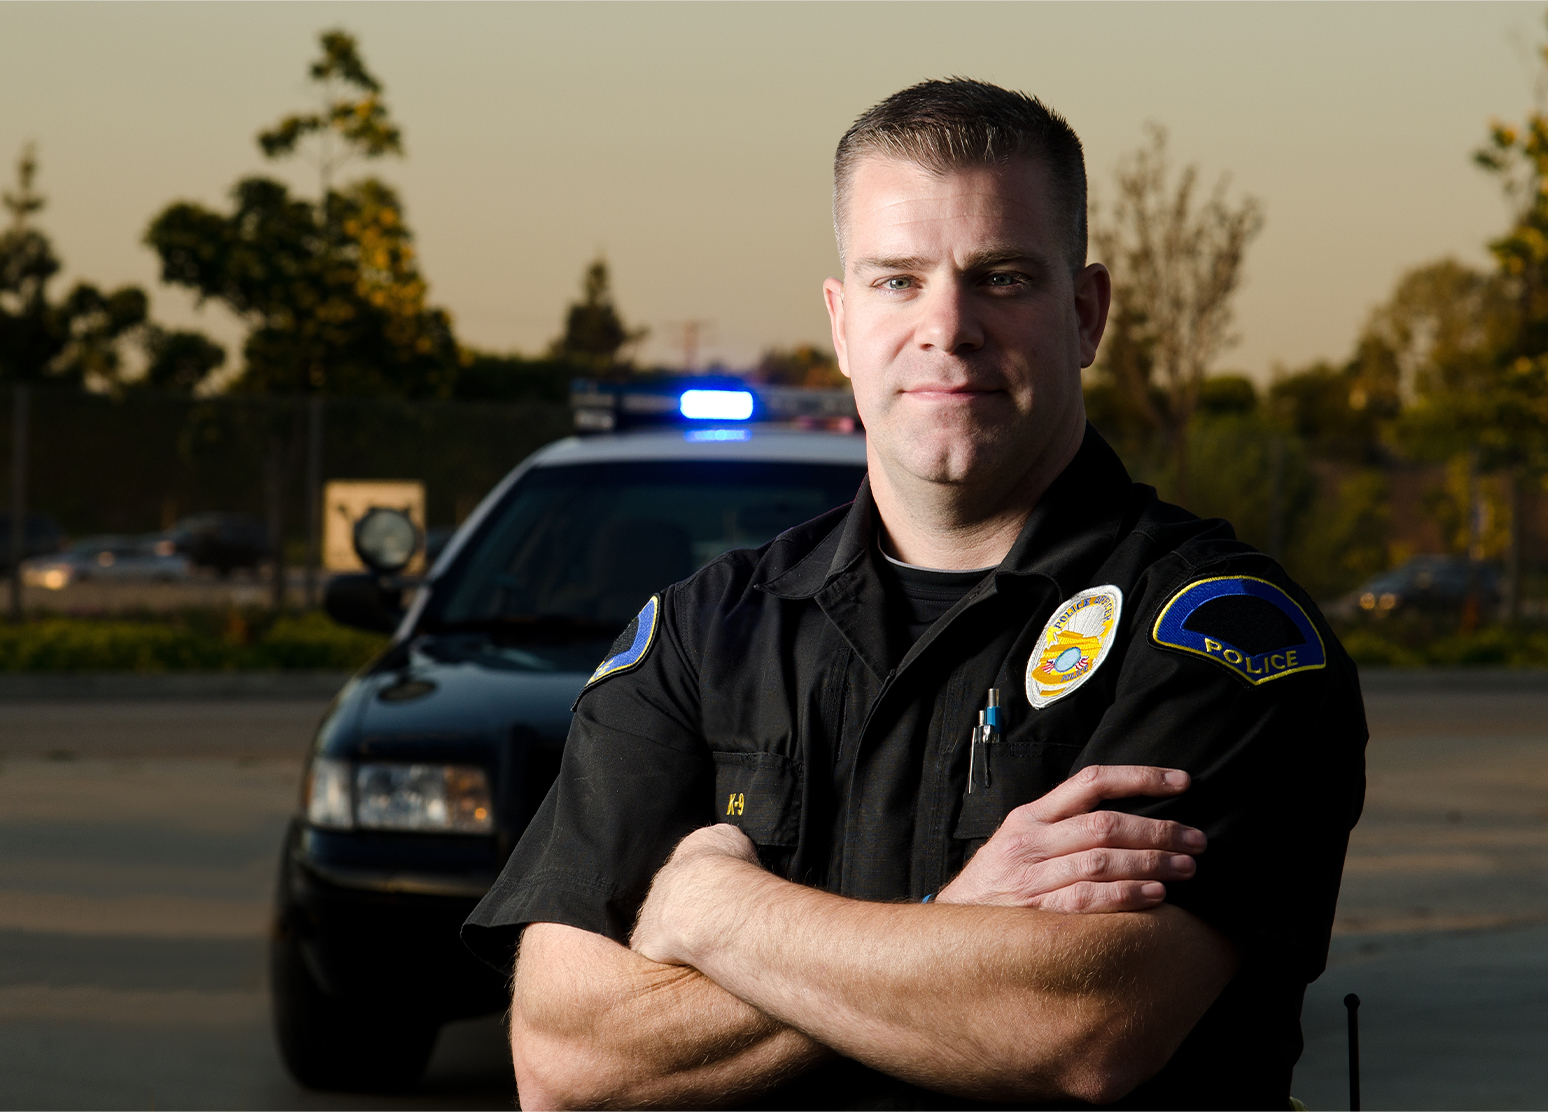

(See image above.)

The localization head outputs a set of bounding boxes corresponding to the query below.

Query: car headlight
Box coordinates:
[22,566,70,590]
[303,757,493,834]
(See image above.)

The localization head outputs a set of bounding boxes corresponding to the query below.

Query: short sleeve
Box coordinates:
[461,589,711,972]
[1072,563,1367,983]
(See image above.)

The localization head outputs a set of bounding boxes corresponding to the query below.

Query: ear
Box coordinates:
[823,277,851,380]
[1073,263,1112,369]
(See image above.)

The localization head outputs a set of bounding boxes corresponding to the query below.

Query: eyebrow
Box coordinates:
[852,247,1052,274]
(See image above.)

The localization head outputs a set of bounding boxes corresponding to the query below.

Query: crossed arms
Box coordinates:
[511,766,1240,1109]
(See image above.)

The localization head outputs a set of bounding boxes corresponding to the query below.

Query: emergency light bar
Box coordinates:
[570,376,858,433]
[679,389,755,421]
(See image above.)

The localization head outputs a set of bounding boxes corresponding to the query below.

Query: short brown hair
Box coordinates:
[833,78,1087,272]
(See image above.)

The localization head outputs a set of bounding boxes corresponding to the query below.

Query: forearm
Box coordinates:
[670,863,1235,1104]
[512,922,831,1109]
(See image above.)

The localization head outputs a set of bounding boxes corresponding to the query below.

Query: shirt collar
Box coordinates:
[761,423,1134,603]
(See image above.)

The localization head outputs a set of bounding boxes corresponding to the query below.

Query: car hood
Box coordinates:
[315,637,589,764]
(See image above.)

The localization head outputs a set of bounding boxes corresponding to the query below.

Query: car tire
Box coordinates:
[270,925,440,1093]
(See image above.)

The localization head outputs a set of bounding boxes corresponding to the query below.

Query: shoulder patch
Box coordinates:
[586,595,660,687]
[1151,576,1325,685]
[1026,585,1124,708]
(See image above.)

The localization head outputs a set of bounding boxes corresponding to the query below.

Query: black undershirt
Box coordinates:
[874,547,992,646]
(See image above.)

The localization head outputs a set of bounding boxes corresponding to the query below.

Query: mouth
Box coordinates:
[901,384,1002,403]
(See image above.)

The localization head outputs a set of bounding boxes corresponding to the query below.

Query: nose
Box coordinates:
[914,279,985,355]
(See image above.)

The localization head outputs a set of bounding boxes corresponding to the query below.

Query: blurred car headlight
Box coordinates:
[303,759,494,834]
[22,565,71,590]
[304,756,354,829]
[357,762,492,833]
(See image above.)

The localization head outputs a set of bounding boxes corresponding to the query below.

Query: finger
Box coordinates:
[1031,810,1207,859]
[1034,880,1168,914]
[1041,847,1197,890]
[1018,764,1190,824]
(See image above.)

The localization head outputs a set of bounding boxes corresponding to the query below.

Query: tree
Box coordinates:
[0,145,155,389]
[144,29,458,399]
[141,326,226,394]
[1268,338,1400,465]
[257,29,403,198]
[550,257,646,372]
[1091,125,1264,501]
[750,344,848,389]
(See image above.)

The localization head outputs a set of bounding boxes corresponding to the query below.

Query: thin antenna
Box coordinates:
[1343,993,1361,1111]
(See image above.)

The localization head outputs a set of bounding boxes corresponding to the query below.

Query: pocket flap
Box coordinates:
[712,750,801,847]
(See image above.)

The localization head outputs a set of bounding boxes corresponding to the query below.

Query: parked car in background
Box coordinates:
[1350,555,1501,616]
[0,511,64,570]
[274,379,865,1092]
[21,534,192,589]
[169,513,271,575]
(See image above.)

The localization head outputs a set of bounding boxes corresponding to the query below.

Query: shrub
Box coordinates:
[0,612,388,671]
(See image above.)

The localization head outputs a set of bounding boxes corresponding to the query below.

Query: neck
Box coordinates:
[870,419,1085,571]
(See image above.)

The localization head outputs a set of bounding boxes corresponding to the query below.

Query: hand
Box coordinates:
[937,765,1205,913]
[631,823,761,966]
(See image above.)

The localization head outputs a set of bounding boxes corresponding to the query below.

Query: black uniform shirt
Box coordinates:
[464,426,1368,1110]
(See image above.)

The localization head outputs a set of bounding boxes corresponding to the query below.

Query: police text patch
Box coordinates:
[1151,576,1325,685]
[587,595,659,687]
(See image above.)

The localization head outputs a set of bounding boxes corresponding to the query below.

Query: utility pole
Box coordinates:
[304,397,324,608]
[1463,448,1482,634]
[666,320,713,372]
[8,385,27,623]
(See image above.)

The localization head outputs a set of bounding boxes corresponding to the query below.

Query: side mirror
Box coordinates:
[353,507,420,574]
[324,573,403,634]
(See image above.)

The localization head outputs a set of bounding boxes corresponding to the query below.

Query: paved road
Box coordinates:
[0,684,1545,1109]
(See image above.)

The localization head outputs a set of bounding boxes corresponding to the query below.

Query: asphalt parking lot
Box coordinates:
[0,675,1544,1110]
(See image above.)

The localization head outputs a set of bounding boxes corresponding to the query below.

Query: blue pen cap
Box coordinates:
[984,688,1002,730]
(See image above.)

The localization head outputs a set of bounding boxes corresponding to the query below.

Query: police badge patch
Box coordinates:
[1026,586,1124,708]
[1151,575,1326,685]
[587,595,660,687]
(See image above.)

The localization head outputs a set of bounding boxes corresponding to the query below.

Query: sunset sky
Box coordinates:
[2,2,1543,382]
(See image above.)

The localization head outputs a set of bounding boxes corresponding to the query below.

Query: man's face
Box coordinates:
[824,156,1110,493]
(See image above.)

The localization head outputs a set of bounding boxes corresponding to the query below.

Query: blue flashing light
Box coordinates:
[680,389,755,421]
[686,428,751,442]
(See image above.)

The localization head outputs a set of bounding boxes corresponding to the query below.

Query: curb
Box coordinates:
[0,671,353,701]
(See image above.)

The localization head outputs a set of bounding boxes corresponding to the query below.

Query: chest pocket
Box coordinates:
[712,750,801,847]
[952,740,1083,841]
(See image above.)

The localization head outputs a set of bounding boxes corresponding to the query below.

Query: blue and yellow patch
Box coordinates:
[587,595,659,687]
[1151,576,1325,685]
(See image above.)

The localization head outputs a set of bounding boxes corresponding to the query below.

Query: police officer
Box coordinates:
[464,78,1366,1109]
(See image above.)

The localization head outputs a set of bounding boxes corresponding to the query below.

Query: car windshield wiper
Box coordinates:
[425,614,625,642]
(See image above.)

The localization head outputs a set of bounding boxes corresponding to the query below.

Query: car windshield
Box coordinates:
[424,459,866,645]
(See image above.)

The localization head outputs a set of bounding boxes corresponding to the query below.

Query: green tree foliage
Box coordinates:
[452,352,578,402]
[750,344,848,389]
[144,30,458,399]
[1195,374,1258,417]
[141,326,226,394]
[258,29,403,195]
[0,145,163,389]
[1285,469,1393,602]
[549,257,646,372]
[1268,338,1399,464]
[1091,125,1264,500]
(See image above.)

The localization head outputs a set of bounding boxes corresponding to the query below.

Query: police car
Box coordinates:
[271,378,867,1092]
